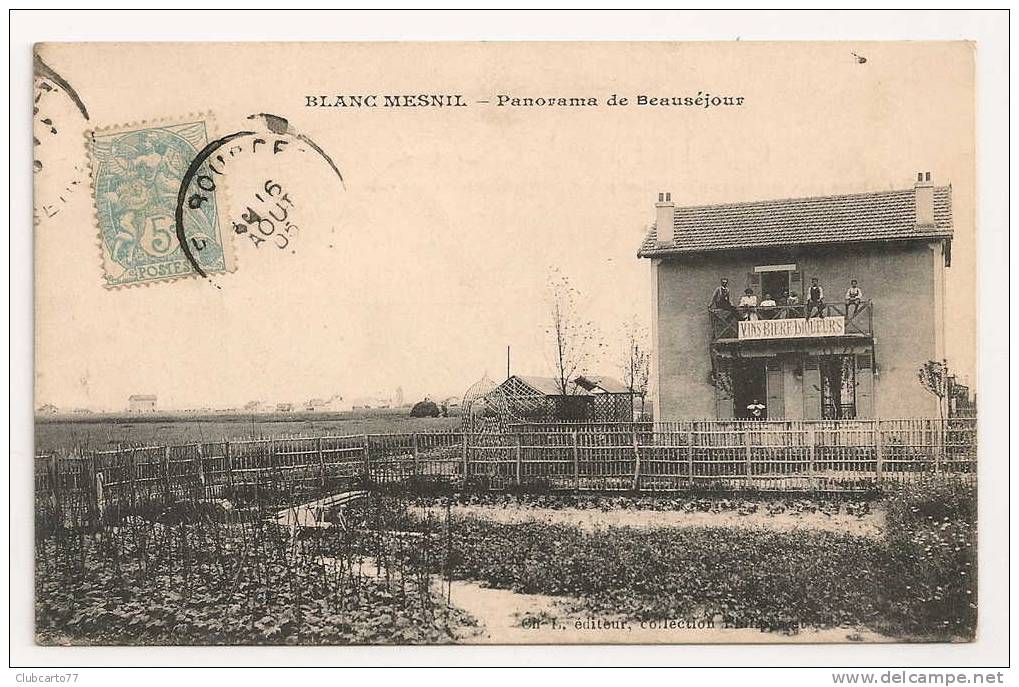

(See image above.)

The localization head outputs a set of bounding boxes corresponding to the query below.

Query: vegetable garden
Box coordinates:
[35,423,977,645]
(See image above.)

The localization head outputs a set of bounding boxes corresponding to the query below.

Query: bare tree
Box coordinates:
[621,317,651,417]
[918,359,950,420]
[545,269,603,395]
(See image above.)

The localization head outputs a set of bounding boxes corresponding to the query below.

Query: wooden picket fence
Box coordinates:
[35,418,976,527]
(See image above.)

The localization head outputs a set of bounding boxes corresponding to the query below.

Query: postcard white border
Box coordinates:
[8,8,1011,677]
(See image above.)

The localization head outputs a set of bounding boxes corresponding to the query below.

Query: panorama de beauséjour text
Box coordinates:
[304,92,747,109]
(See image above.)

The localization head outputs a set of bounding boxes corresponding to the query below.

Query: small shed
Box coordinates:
[488,374,635,424]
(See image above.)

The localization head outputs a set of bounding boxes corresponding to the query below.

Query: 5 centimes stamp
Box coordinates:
[88,118,234,287]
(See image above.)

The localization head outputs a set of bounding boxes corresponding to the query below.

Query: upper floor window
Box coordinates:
[751,264,801,306]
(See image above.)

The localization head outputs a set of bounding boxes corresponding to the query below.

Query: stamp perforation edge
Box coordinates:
[83,111,238,290]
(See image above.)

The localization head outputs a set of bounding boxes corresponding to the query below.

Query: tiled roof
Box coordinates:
[638,186,953,257]
[512,376,570,396]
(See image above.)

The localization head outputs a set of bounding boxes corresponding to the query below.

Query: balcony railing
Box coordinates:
[710,300,873,342]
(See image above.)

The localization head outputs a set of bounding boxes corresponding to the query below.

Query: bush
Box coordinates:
[879,478,977,638]
[884,478,977,529]
[410,401,440,418]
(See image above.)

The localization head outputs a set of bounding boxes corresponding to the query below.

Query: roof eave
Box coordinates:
[637,232,954,259]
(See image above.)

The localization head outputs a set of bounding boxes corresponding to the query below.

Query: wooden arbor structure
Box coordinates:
[485,374,635,426]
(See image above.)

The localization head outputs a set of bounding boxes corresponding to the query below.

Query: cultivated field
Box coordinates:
[35,409,461,455]
[35,481,977,644]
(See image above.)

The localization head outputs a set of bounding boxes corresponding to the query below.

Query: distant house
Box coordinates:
[128,394,157,413]
[276,402,293,413]
[303,394,343,412]
[37,403,59,415]
[488,374,635,424]
[350,394,393,410]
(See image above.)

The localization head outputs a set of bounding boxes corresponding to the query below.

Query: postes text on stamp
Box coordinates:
[88,118,234,287]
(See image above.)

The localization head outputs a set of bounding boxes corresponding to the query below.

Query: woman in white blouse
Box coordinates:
[738,288,759,320]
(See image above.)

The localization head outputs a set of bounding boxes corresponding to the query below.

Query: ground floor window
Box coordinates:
[819,355,857,420]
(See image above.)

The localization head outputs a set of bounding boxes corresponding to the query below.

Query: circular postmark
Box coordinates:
[34,54,90,223]
[174,113,344,278]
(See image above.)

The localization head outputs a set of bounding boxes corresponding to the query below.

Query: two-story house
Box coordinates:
[637,173,953,421]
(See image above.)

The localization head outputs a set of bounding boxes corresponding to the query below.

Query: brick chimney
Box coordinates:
[655,192,675,247]
[914,171,935,227]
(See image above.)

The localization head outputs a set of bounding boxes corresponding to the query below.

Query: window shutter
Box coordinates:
[766,359,785,419]
[790,270,803,298]
[715,391,734,420]
[802,356,821,420]
[855,352,874,419]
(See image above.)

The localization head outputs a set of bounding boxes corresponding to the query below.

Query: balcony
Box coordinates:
[710,301,873,343]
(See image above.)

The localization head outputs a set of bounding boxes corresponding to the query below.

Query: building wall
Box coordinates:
[653,241,945,420]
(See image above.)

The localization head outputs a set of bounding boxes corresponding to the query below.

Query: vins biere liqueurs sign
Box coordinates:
[738,316,846,341]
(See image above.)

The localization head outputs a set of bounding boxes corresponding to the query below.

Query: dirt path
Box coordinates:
[436,504,885,538]
[440,579,892,644]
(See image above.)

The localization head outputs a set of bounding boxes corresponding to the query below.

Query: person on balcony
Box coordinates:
[710,278,735,312]
[805,278,825,320]
[845,279,863,319]
[746,399,766,419]
[759,292,777,319]
[738,288,759,320]
[784,290,800,318]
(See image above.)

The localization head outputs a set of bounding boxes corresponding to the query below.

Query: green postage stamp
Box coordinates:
[88,118,234,287]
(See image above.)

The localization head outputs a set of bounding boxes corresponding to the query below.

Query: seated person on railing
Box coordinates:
[845,279,863,319]
[710,277,736,314]
[805,278,825,320]
[759,293,777,319]
[738,288,759,321]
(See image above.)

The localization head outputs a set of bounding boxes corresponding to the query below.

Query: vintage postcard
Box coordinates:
[32,40,979,648]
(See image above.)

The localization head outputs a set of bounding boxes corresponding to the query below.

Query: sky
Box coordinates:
[34,42,975,411]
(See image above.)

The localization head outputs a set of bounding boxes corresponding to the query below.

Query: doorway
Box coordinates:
[732,360,768,419]
[760,270,791,305]
[820,355,857,420]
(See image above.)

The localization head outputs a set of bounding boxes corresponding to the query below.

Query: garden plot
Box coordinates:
[436,501,884,538]
[400,479,976,642]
